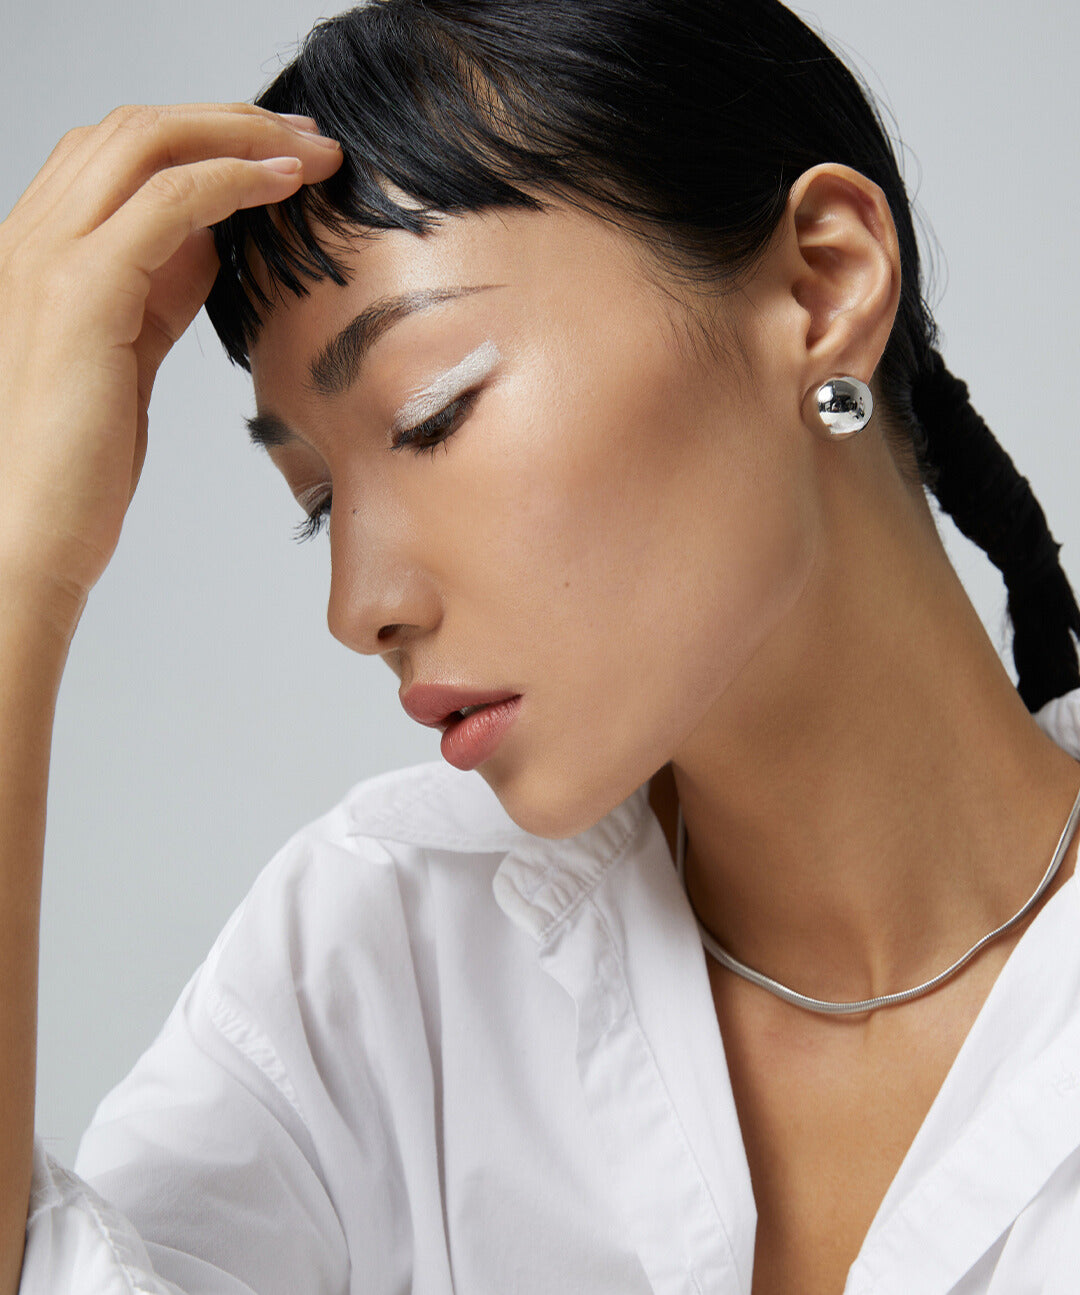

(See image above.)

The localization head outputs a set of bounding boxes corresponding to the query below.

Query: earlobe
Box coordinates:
[787,163,901,379]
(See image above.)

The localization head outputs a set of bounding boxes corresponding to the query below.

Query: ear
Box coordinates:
[782,163,901,388]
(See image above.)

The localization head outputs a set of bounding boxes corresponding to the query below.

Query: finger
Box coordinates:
[136,226,219,378]
[45,103,341,238]
[10,103,333,238]
[128,422,149,507]
[7,125,93,219]
[84,154,313,337]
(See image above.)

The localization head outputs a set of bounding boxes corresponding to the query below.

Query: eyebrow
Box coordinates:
[245,283,503,451]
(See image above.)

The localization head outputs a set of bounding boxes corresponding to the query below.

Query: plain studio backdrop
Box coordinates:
[4,1,1079,1168]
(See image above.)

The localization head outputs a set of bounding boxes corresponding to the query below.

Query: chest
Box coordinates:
[706,956,1005,1295]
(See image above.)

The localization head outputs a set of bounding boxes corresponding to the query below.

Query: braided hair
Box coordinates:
[202,0,1080,713]
[910,350,1080,713]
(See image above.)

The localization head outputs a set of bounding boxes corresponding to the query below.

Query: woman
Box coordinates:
[6,1,1080,1292]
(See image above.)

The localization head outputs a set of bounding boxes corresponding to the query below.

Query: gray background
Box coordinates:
[4,2,1077,1167]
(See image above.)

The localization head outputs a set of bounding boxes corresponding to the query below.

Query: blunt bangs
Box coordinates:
[210,2,676,370]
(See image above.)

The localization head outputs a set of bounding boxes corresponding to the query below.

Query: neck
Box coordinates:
[652,472,1080,1006]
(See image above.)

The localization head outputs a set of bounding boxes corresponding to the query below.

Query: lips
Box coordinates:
[400,683,523,731]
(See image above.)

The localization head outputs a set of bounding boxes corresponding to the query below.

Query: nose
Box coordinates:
[325,496,442,656]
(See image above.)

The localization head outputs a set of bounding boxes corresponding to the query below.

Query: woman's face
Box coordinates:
[248,193,822,837]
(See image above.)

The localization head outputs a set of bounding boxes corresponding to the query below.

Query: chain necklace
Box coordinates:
[674,780,1080,1016]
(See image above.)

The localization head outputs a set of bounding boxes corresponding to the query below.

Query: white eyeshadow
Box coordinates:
[392,339,502,433]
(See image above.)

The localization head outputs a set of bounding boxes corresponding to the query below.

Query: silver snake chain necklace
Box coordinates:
[675,779,1080,1016]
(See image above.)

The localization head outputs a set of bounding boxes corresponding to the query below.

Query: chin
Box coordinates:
[481,758,637,842]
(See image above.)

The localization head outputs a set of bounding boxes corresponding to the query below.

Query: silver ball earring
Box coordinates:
[804,375,874,440]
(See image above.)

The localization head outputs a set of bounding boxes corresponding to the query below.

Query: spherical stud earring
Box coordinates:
[803,375,874,440]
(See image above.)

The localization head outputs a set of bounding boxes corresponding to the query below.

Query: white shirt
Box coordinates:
[20,685,1080,1295]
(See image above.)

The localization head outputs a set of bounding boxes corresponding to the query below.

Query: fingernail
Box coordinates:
[303,133,342,150]
[261,156,303,174]
[278,113,320,131]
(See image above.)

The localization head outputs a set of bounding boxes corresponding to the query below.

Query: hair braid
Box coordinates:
[201,1,1080,717]
[910,349,1080,713]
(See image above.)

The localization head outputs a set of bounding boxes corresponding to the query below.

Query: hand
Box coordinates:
[0,103,343,633]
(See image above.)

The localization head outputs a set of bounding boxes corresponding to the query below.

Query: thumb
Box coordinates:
[138,226,222,375]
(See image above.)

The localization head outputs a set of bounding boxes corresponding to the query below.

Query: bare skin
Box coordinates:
[2,96,1078,1295]
[0,104,343,1295]
[650,764,1080,1294]
[246,164,1080,1290]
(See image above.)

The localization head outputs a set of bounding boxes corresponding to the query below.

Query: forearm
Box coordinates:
[0,578,75,1295]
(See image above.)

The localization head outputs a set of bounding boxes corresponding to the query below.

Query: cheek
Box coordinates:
[467,369,818,836]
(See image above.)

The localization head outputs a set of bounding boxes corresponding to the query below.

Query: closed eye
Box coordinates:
[293,488,331,543]
[291,388,482,543]
[391,388,481,458]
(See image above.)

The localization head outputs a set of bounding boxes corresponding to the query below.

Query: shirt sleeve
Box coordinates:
[21,918,350,1295]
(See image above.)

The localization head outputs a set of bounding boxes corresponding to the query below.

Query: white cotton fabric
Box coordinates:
[20,685,1080,1294]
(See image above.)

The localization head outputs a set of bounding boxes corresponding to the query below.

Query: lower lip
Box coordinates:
[440,696,523,771]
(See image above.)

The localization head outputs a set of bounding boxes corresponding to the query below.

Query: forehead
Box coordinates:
[246,192,668,409]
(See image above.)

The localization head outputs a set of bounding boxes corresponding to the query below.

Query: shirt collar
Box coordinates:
[339,757,655,945]
[1034,682,1080,759]
[340,683,1080,947]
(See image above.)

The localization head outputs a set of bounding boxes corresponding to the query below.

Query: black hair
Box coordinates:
[205,0,1079,714]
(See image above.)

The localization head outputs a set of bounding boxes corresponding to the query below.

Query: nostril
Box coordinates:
[377,624,402,643]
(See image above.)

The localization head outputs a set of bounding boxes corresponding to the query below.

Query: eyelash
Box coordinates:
[291,388,481,543]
